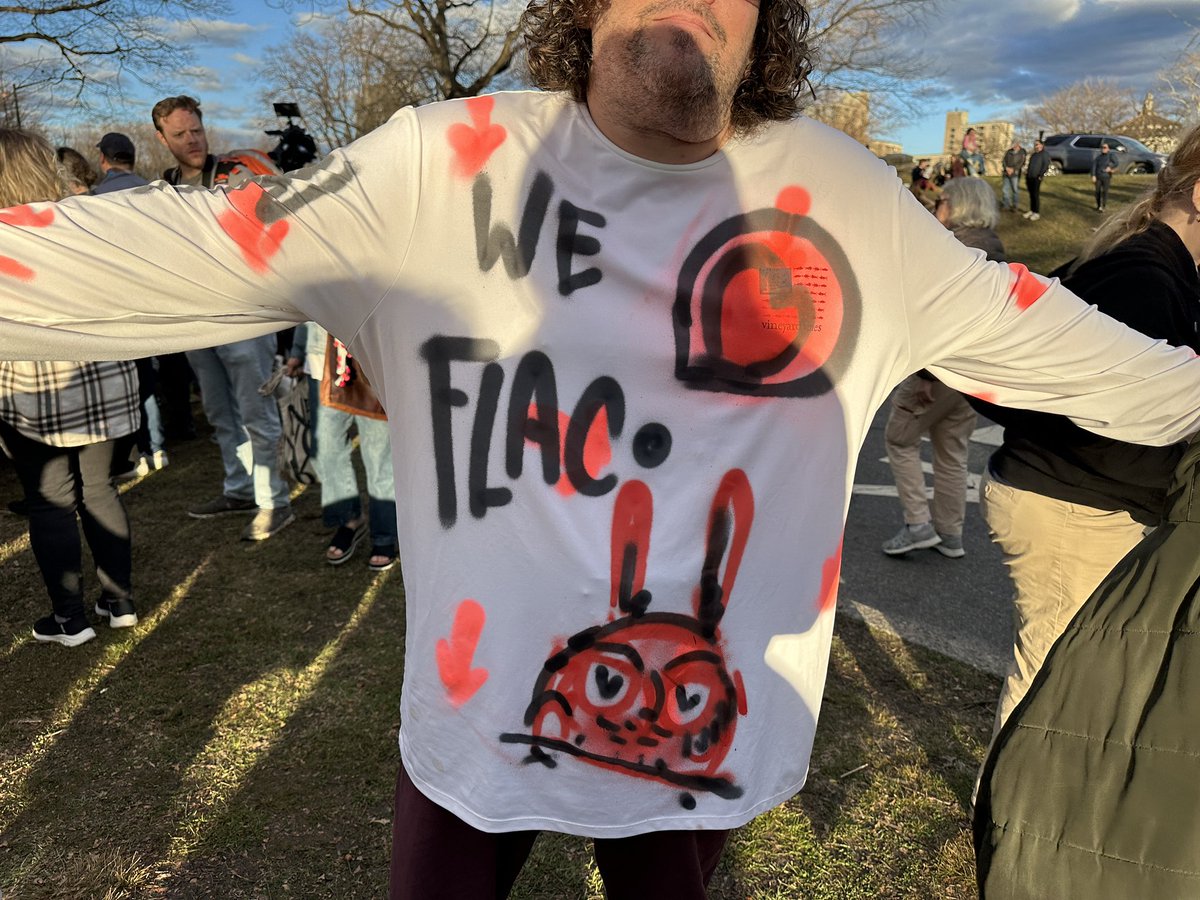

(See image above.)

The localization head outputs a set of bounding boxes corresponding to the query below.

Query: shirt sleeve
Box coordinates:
[0,107,421,362]
[892,182,1200,447]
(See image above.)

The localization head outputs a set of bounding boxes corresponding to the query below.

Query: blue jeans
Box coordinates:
[309,378,397,550]
[143,395,165,453]
[186,336,290,510]
[1001,174,1020,210]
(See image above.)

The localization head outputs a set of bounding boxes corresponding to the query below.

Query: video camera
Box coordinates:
[266,101,318,172]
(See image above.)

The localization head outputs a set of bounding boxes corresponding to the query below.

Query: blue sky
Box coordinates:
[32,0,1200,153]
[126,2,303,146]
[886,0,1200,152]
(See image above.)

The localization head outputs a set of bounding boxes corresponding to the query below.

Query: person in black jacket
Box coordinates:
[1091,141,1119,211]
[1022,139,1049,221]
[975,123,1200,739]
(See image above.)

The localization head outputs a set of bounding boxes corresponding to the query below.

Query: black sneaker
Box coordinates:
[241,506,296,541]
[188,494,257,518]
[33,614,97,647]
[95,597,138,628]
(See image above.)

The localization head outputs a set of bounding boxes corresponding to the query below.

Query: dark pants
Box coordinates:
[156,352,196,439]
[110,356,157,474]
[0,419,132,620]
[1026,176,1042,214]
[390,765,730,900]
[1094,175,1111,210]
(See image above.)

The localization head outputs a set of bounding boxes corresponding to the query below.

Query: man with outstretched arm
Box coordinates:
[2,1,1200,896]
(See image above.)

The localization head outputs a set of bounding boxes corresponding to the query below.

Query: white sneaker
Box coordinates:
[152,449,169,470]
[1021,210,1033,219]
[1029,213,1040,221]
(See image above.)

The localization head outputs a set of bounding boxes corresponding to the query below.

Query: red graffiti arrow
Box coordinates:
[0,204,55,228]
[0,257,34,281]
[436,599,489,707]
[217,182,289,274]
[448,96,507,179]
[0,204,56,281]
[1007,263,1048,312]
[818,541,843,613]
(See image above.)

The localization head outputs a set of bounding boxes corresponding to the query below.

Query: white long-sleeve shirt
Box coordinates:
[2,92,1197,836]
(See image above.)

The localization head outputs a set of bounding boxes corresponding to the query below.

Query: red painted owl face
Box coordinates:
[501,471,753,807]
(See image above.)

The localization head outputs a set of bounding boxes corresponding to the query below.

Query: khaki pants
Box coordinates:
[980,469,1146,734]
[884,375,977,536]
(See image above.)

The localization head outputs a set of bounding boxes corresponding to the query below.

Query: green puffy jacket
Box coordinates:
[975,438,1200,897]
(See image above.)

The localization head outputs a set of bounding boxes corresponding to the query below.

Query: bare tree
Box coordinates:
[1022,78,1139,135]
[1156,36,1200,128]
[274,0,523,103]
[260,16,429,150]
[0,1,231,101]
[804,0,941,136]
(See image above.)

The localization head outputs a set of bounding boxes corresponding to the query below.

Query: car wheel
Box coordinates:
[1125,162,1152,175]
[1045,161,1062,176]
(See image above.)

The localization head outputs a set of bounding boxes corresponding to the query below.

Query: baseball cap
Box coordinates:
[97,132,136,163]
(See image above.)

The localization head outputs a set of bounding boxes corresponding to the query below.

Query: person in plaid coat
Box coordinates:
[0,128,141,646]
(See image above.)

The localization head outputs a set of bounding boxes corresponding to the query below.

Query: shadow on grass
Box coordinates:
[711,615,998,899]
[0,440,995,900]
[0,437,602,899]
[0,437,398,896]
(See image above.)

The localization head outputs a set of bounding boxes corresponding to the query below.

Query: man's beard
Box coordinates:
[593,12,745,144]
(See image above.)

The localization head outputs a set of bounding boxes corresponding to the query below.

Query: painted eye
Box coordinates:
[585,663,629,707]
[668,682,711,725]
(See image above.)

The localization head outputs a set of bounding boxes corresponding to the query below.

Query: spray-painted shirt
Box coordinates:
[2,92,1200,836]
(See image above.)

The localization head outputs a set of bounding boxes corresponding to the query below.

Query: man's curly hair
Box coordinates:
[521,0,813,133]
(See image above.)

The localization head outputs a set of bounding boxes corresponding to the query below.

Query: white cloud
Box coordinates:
[899,0,1198,109]
[148,18,272,48]
[175,66,225,94]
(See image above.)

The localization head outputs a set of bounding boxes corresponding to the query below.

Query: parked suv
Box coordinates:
[1042,133,1166,176]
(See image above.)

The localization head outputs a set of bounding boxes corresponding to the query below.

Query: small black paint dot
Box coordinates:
[679,793,697,810]
[633,423,672,468]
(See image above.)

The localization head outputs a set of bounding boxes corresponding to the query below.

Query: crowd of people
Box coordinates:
[909,136,1051,220]
[888,124,1200,811]
[3,0,1200,896]
[0,95,394,648]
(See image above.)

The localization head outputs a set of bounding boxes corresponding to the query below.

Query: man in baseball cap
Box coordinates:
[94,133,141,193]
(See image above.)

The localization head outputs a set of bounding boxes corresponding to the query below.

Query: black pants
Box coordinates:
[1094,175,1111,210]
[1026,176,1042,214]
[0,419,132,620]
[389,764,731,899]
[156,352,196,439]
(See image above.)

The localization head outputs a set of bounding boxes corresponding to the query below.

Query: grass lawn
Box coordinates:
[986,173,1149,275]
[0,175,1144,898]
[0,432,996,898]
